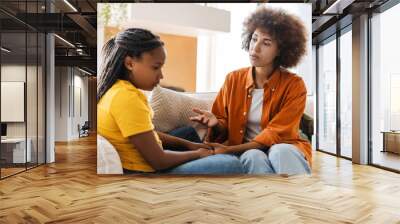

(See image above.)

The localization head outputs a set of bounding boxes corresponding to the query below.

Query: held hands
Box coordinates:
[205,142,229,154]
[196,148,214,158]
[185,138,230,158]
[189,108,218,128]
[186,141,214,158]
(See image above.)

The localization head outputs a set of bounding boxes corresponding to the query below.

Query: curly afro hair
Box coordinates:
[242,7,307,68]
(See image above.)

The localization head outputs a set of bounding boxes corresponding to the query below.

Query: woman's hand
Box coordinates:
[189,108,219,128]
[205,142,230,154]
[196,148,214,158]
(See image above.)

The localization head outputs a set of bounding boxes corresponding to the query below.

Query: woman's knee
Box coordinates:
[239,149,274,174]
[268,144,299,161]
[240,149,268,164]
[268,144,310,175]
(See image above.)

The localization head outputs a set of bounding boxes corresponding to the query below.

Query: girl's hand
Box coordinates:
[196,148,214,158]
[205,142,229,154]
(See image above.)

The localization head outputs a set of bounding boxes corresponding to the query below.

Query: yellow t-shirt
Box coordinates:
[97,79,161,172]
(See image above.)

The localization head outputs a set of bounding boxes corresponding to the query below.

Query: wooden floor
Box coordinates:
[372,150,400,171]
[1,163,45,178]
[0,167,26,177]
[1,135,400,223]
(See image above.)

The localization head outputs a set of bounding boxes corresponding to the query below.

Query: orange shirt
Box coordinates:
[210,67,312,166]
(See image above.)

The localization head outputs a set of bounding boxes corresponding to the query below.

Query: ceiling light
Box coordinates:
[322,0,355,15]
[78,67,93,76]
[1,47,11,53]
[54,34,75,48]
[76,48,86,55]
[63,0,78,12]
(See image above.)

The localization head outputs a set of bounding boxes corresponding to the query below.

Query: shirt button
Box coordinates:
[247,95,251,98]
[243,112,247,116]
[240,130,243,134]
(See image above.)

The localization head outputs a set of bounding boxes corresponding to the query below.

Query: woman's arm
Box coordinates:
[207,141,264,155]
[206,74,232,142]
[189,108,228,142]
[129,131,213,171]
[227,141,265,153]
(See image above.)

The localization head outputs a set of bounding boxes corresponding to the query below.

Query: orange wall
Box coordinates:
[102,27,197,92]
[157,33,197,92]
[104,26,120,43]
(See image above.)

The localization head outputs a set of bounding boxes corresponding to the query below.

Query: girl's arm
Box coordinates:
[129,131,213,171]
[207,141,264,155]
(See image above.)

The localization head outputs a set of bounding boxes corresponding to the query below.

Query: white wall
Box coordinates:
[123,3,230,37]
[55,67,69,141]
[54,67,89,141]
[72,73,89,138]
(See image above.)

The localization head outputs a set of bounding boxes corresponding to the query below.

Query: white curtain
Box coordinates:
[196,3,258,92]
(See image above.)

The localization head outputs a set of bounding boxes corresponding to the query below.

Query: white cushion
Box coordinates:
[97,135,123,174]
[150,86,216,140]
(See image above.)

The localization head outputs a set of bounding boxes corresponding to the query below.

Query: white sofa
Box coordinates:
[97,135,123,174]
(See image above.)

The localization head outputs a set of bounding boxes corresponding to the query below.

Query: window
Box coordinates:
[317,36,337,154]
[0,1,47,179]
[340,27,352,158]
[370,2,400,171]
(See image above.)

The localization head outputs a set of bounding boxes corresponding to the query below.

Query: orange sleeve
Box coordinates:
[206,74,231,142]
[253,77,307,147]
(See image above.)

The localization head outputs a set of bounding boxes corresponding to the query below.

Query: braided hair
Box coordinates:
[97,28,164,101]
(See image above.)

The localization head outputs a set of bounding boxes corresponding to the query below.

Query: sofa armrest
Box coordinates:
[300,113,313,142]
[97,135,123,174]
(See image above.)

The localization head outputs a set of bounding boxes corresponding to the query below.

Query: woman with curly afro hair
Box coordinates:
[190,6,312,175]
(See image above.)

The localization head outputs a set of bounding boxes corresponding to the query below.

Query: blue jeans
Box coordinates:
[163,154,244,174]
[166,126,243,174]
[167,126,202,150]
[124,126,244,175]
[239,144,311,175]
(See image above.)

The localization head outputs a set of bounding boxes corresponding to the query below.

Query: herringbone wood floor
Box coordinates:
[1,135,400,224]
